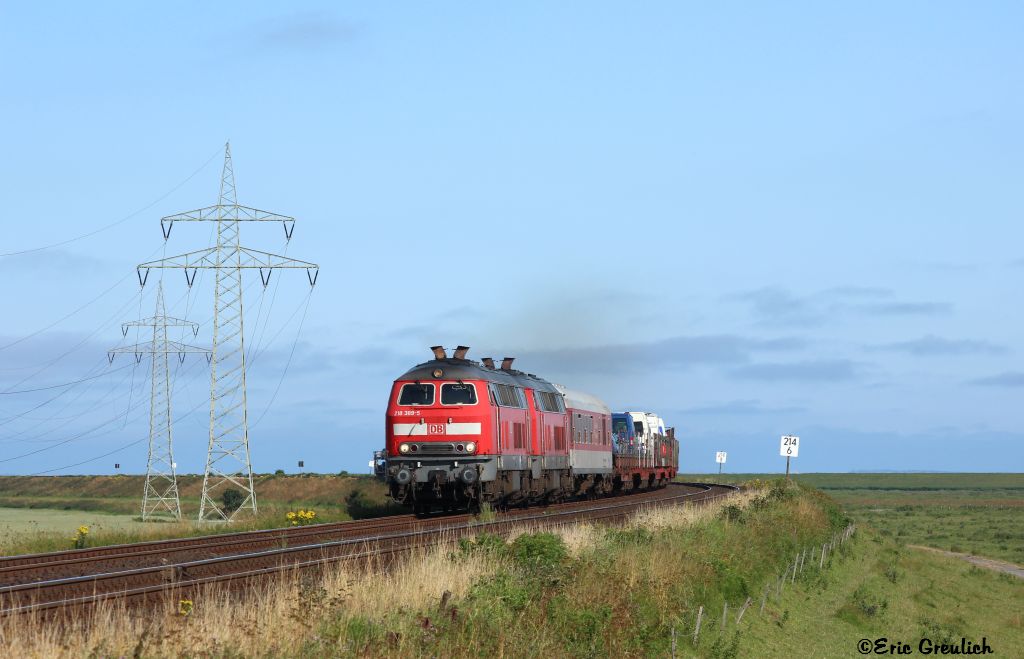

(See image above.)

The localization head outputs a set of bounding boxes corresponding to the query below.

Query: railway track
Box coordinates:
[0,482,737,617]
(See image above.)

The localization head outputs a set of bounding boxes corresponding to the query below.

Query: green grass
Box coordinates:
[679,472,1024,491]
[680,473,1024,565]
[737,530,1023,658]
[0,507,146,546]
[0,473,403,556]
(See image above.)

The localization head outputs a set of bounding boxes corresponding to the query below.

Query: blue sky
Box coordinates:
[0,3,1021,475]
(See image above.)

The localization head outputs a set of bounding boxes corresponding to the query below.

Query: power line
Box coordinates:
[0,283,198,424]
[0,386,151,462]
[26,357,213,475]
[0,366,136,441]
[0,285,145,392]
[28,437,150,476]
[0,363,132,395]
[251,291,313,429]
[0,242,164,354]
[0,353,209,458]
[0,146,224,258]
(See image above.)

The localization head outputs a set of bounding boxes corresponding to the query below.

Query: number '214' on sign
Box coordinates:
[780,435,799,457]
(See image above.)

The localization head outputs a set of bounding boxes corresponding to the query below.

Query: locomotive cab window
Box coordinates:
[441,383,477,405]
[398,383,434,406]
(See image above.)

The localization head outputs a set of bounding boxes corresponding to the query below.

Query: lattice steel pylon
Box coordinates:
[137,143,319,521]
[109,281,210,521]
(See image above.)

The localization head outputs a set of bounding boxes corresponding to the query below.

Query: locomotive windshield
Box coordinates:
[441,383,477,405]
[398,383,434,405]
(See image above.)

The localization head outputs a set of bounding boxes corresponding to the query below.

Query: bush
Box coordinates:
[606,527,653,546]
[720,504,745,523]
[709,630,741,659]
[468,571,533,613]
[459,532,507,557]
[222,488,245,513]
[509,532,567,572]
[547,597,612,655]
[851,585,887,617]
[274,469,285,476]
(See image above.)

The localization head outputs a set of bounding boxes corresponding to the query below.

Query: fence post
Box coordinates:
[791,557,797,584]
[736,596,752,624]
[820,543,826,569]
[693,605,703,646]
[671,625,677,659]
[760,586,768,614]
[721,602,729,630]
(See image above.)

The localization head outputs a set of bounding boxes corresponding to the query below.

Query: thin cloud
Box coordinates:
[506,333,808,375]
[857,302,952,316]
[255,12,359,52]
[819,286,893,299]
[729,359,859,382]
[681,399,806,416]
[0,250,115,276]
[916,261,979,273]
[729,285,950,324]
[728,287,823,325]
[871,335,1007,357]
[968,372,1024,387]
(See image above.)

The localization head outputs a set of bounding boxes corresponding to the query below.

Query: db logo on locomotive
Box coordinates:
[427,423,446,435]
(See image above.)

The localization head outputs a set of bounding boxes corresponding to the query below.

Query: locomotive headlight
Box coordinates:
[399,443,411,454]
[432,368,443,378]
[465,441,477,454]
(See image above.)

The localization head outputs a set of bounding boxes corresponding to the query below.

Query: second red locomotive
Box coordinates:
[375,346,678,513]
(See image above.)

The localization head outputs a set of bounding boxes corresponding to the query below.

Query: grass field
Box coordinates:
[0,473,400,556]
[681,473,1024,565]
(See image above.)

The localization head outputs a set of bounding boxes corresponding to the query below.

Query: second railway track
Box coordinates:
[0,482,737,617]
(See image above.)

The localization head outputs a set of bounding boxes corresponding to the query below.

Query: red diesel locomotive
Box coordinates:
[374,346,679,513]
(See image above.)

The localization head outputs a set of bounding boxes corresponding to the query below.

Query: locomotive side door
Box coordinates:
[525,389,540,456]
[489,384,504,454]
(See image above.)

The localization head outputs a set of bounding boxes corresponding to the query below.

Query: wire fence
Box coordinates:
[671,523,857,657]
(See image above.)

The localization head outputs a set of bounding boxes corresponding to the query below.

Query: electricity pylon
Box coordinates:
[137,143,319,521]
[109,281,210,521]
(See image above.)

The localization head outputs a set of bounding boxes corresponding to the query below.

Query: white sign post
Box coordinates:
[715,451,727,475]
[780,435,799,479]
